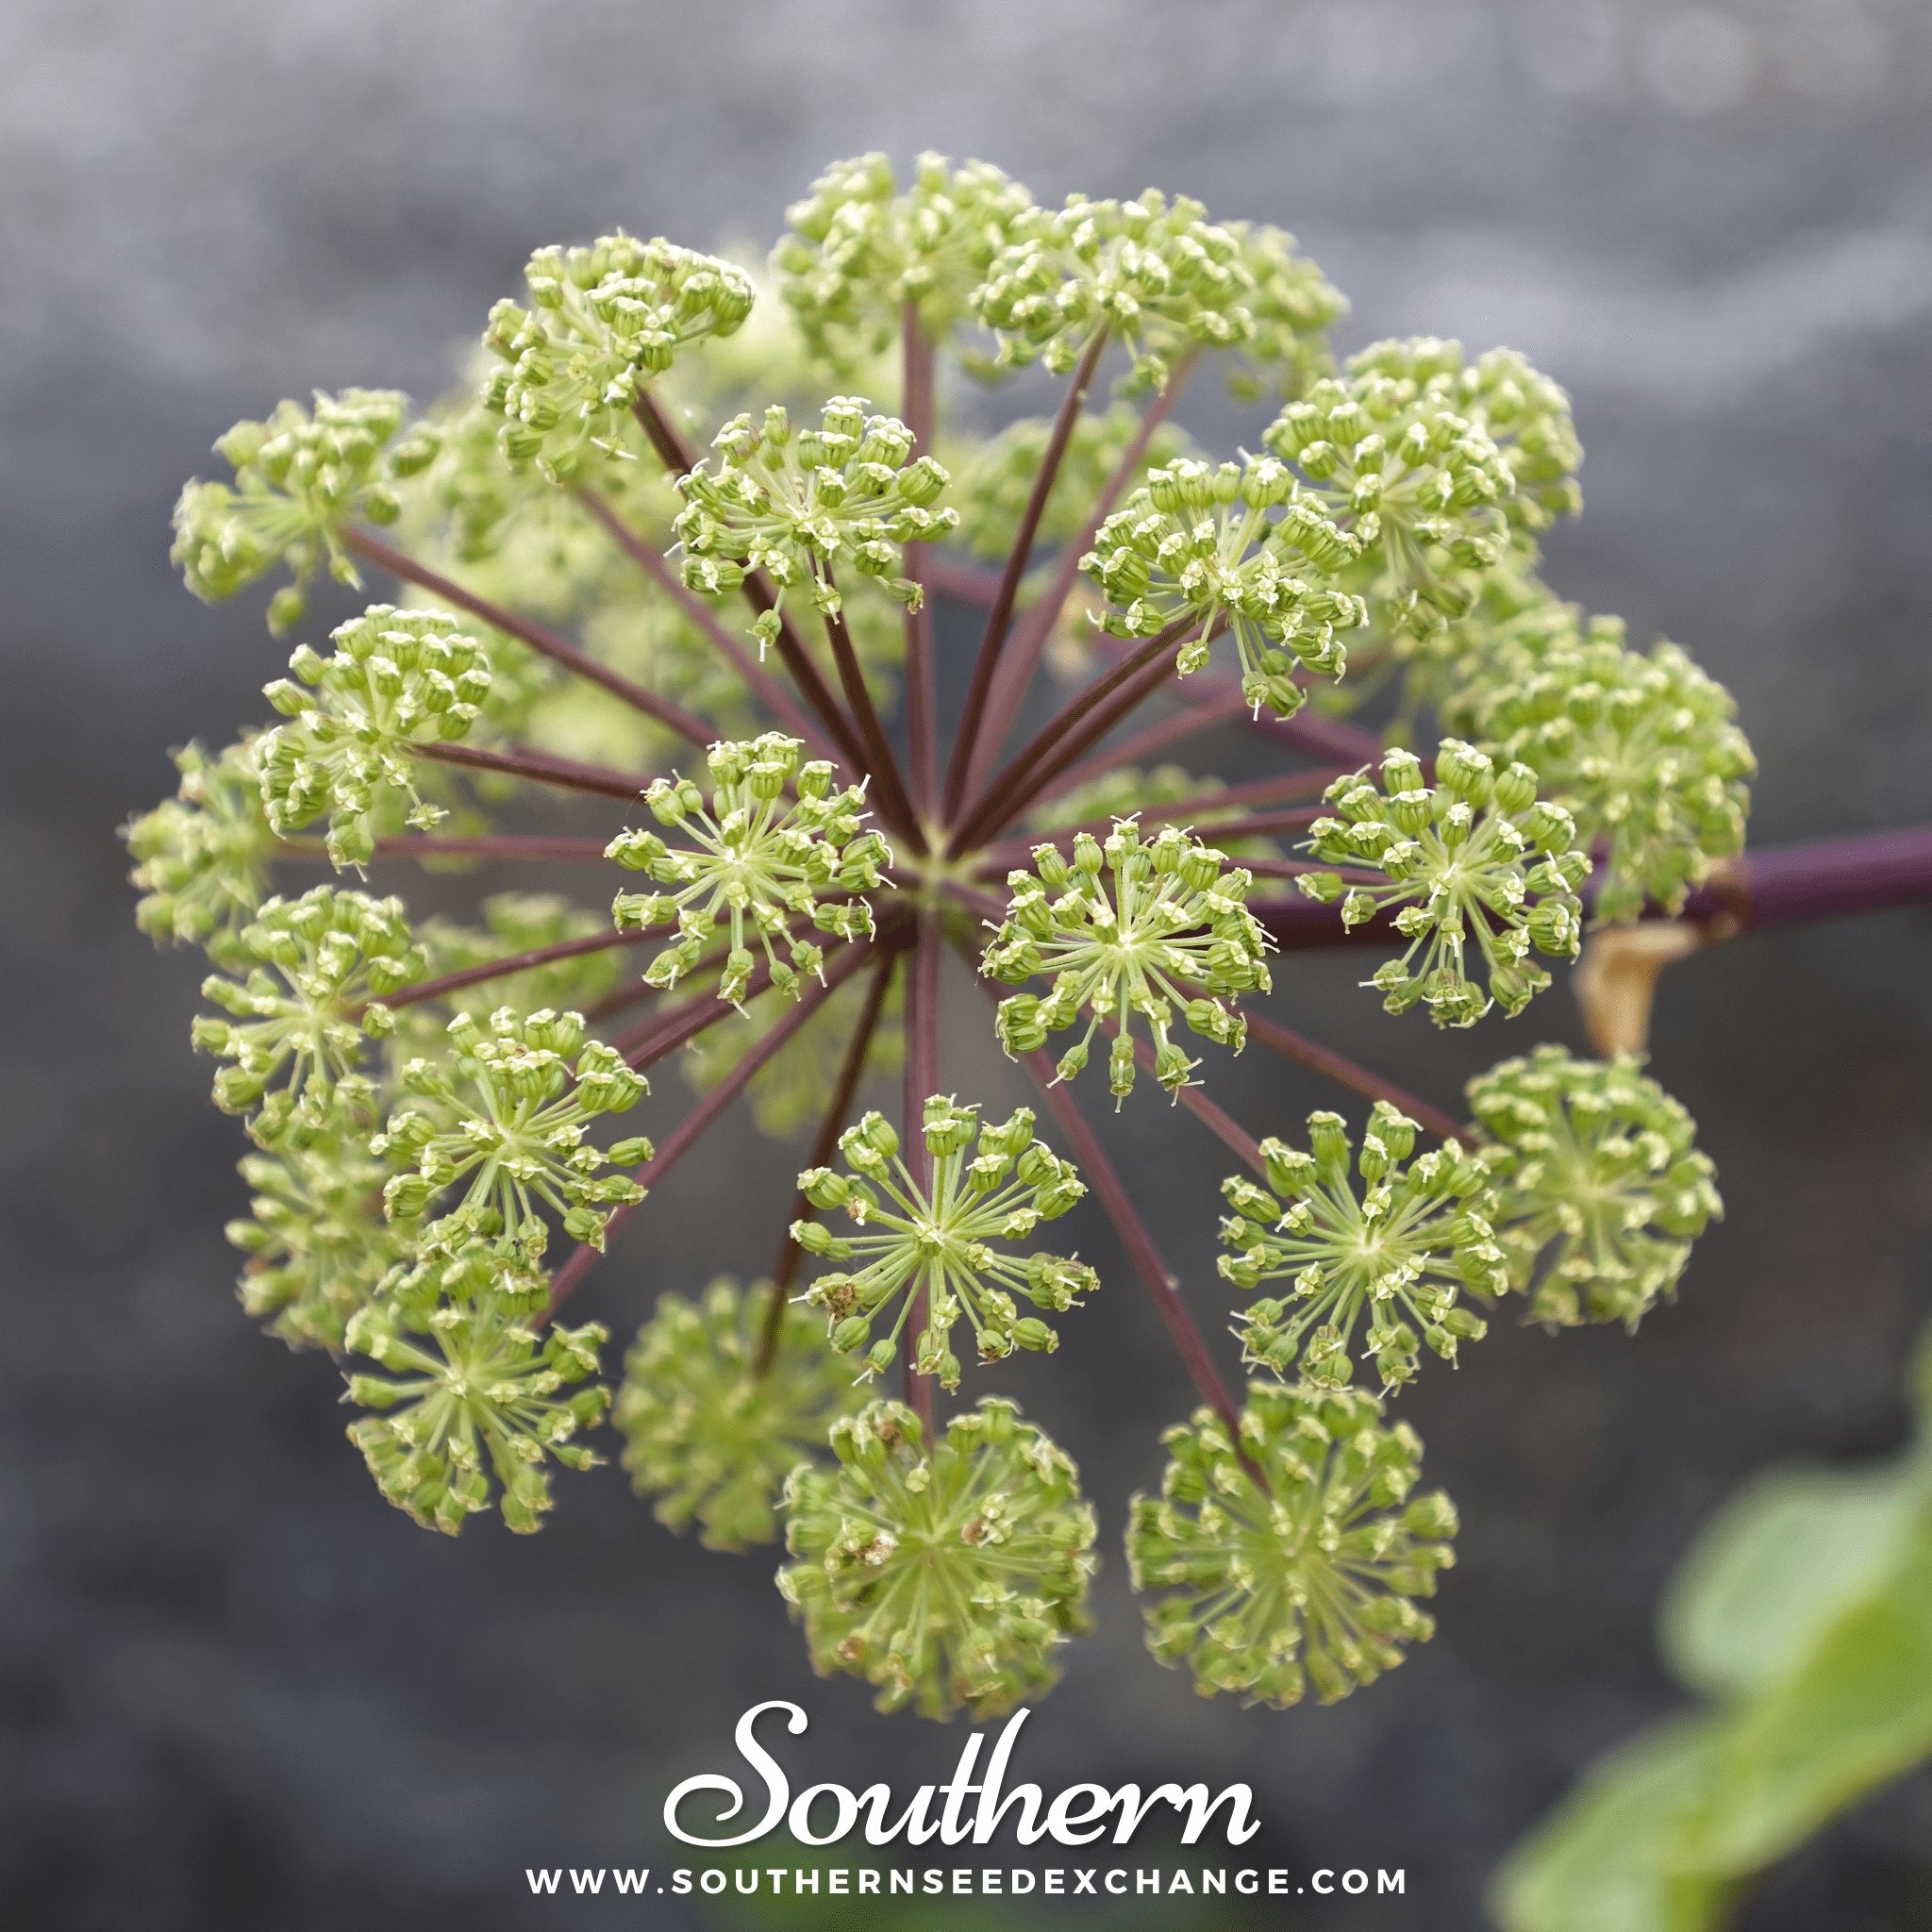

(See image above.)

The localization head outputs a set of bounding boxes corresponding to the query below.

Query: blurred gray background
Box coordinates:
[4,2,1932,1926]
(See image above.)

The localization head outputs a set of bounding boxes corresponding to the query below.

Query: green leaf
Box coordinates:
[1909,1324,1932,1428]
[1659,1459,1921,1702]
[1490,1715,1734,1932]
[1680,1510,1932,1873]
[1503,1498,1932,1925]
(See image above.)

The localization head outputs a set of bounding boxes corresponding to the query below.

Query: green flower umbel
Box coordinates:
[482,233,755,479]
[1324,339,1583,538]
[975,189,1335,393]
[794,1100,1095,1390]
[984,819,1272,1101]
[1219,1104,1507,1393]
[345,1271,609,1535]
[1299,741,1586,1025]
[1261,340,1578,644]
[192,886,425,1118]
[1451,617,1755,924]
[775,151,1035,365]
[125,739,275,968]
[258,604,491,867]
[608,732,883,1005]
[1082,455,1365,718]
[1127,1383,1457,1708]
[131,140,1773,1719]
[171,388,437,631]
[614,1278,866,1553]
[375,1007,651,1262]
[674,396,956,649]
[227,1118,402,1353]
[778,1397,1098,1721]
[1468,1047,1722,1329]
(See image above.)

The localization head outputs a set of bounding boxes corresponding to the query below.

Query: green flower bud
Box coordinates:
[923,1094,976,1158]
[775,154,1033,371]
[802,1219,852,1258]
[482,235,753,479]
[799,1166,850,1210]
[1083,451,1365,714]
[194,887,425,1119]
[975,188,1334,401]
[674,395,958,649]
[228,1113,402,1354]
[255,605,491,869]
[1243,341,1582,670]
[1445,598,1755,923]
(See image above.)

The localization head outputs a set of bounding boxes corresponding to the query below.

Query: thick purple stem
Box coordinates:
[1249,705,1381,768]
[629,389,871,774]
[573,485,833,758]
[341,526,716,749]
[820,570,923,849]
[1035,690,1253,808]
[371,833,614,862]
[1685,824,1932,932]
[1023,1048,1252,1457]
[385,926,653,1011]
[544,939,875,1315]
[974,772,1341,874]
[968,352,1198,791]
[922,554,1004,607]
[943,328,1111,819]
[900,302,940,820]
[1249,824,1932,954]
[1242,1013,1468,1144]
[757,948,899,1375]
[900,913,941,1433]
[614,967,775,1069]
[414,739,643,804]
[956,957,1258,1478]
[952,616,1200,852]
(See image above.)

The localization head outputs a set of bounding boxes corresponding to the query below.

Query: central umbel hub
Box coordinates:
[896,837,986,913]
